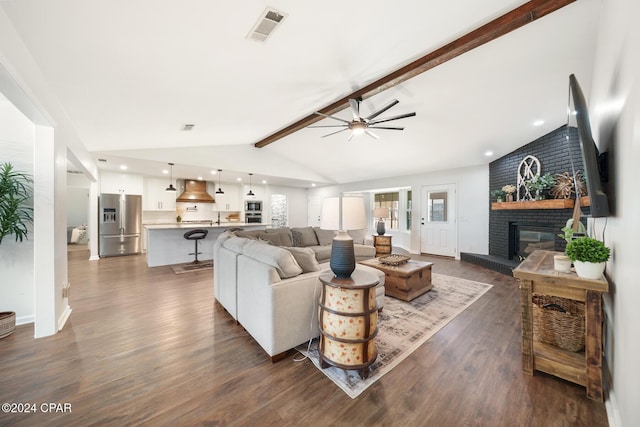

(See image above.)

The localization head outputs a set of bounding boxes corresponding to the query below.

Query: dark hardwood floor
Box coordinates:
[0,249,608,426]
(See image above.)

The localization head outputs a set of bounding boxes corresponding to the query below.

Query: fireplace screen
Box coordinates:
[509,223,557,260]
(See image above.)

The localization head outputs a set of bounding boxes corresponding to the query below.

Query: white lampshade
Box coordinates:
[374,207,390,219]
[320,196,366,231]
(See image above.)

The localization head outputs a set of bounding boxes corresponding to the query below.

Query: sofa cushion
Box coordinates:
[348,229,366,245]
[312,245,332,262]
[283,247,321,273]
[234,229,261,239]
[257,232,282,246]
[264,228,293,247]
[242,240,303,279]
[223,236,253,253]
[291,227,319,247]
[313,227,336,246]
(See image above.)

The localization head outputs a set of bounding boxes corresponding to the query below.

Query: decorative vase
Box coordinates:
[573,261,605,280]
[535,190,543,201]
[553,255,572,273]
[329,231,356,278]
[496,197,503,203]
[506,193,513,202]
[376,220,386,236]
[0,311,16,339]
[176,216,182,223]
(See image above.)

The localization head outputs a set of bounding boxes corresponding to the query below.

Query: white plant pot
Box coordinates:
[573,261,606,280]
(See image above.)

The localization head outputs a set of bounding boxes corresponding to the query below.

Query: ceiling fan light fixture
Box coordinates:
[166,162,177,192]
[350,121,367,136]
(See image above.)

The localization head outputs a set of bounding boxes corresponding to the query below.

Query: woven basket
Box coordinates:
[0,311,16,339]
[532,295,585,352]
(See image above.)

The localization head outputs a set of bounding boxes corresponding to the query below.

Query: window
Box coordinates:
[373,189,411,231]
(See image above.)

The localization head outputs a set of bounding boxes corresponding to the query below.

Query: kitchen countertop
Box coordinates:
[144,222,268,230]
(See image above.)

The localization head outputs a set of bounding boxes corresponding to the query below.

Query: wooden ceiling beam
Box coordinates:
[254,0,576,148]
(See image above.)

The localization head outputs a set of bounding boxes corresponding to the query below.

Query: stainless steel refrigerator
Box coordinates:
[99,193,142,257]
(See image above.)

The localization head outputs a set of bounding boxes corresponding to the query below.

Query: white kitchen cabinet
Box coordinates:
[143,178,177,211]
[101,172,143,195]
[209,182,241,211]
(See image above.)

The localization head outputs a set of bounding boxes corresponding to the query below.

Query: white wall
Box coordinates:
[589,0,639,425]
[308,164,489,257]
[0,95,35,325]
[264,184,308,227]
[67,173,90,228]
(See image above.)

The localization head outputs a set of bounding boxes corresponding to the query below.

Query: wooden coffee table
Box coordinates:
[359,258,433,301]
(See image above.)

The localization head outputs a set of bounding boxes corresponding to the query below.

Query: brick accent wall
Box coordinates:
[489,125,588,259]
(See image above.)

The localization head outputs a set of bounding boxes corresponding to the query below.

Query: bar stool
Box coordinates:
[183,229,208,264]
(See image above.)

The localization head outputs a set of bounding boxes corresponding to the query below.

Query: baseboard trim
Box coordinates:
[16,314,34,326]
[57,305,72,331]
[89,255,100,261]
[604,361,622,427]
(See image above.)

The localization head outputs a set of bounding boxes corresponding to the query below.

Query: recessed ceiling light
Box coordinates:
[197,176,203,180]
[311,183,316,187]
[162,169,169,174]
[120,165,128,170]
[484,150,494,157]
[210,170,217,175]
[237,177,242,182]
[262,180,267,184]
[533,120,544,126]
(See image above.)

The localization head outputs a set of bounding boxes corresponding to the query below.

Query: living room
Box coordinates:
[1,0,638,425]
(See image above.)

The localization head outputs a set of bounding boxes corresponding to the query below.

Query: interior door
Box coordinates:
[420,184,457,257]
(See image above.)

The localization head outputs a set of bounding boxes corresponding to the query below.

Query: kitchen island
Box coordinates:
[145,222,267,267]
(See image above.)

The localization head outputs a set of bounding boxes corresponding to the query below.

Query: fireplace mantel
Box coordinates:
[491,196,590,210]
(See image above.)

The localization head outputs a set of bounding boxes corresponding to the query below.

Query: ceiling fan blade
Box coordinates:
[314,111,351,124]
[365,99,399,121]
[369,112,416,125]
[348,98,360,120]
[321,128,349,138]
[347,132,355,142]
[369,126,405,130]
[365,130,379,140]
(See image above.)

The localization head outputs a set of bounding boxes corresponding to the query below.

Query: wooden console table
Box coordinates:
[513,250,609,401]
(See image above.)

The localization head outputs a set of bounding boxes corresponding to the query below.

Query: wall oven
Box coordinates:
[245,200,262,212]
[245,212,262,224]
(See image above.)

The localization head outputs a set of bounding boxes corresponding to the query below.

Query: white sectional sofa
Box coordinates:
[213,227,384,361]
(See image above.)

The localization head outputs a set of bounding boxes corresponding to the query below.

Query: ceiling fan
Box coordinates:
[308,97,416,141]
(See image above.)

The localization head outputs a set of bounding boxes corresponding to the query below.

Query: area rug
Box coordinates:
[297,273,492,398]
[170,261,213,274]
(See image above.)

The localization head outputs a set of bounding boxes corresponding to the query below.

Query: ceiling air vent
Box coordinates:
[247,7,287,42]
[181,123,195,131]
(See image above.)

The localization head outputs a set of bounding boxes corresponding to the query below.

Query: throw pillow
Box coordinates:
[348,229,366,245]
[283,247,321,273]
[242,240,303,279]
[291,227,319,247]
[257,232,282,246]
[234,230,260,239]
[313,227,336,246]
[265,228,293,246]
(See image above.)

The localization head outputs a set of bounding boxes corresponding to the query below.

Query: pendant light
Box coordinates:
[247,173,255,197]
[165,163,177,192]
[215,169,224,194]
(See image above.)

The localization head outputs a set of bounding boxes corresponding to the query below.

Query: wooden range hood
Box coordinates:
[176,179,215,203]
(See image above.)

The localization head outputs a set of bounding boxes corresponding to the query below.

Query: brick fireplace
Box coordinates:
[461,125,588,275]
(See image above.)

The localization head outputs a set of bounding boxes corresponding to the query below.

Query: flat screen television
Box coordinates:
[568,74,609,218]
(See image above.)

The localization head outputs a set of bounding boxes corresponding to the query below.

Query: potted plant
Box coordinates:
[0,162,34,339]
[525,173,555,200]
[565,236,610,279]
[490,189,506,202]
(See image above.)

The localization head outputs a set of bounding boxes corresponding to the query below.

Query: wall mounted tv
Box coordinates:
[568,74,609,218]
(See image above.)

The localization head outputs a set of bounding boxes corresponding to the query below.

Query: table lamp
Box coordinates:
[320,196,366,278]
[374,207,390,235]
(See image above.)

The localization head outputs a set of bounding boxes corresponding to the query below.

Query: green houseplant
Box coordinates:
[0,162,34,339]
[525,173,555,200]
[565,237,610,279]
[490,189,506,202]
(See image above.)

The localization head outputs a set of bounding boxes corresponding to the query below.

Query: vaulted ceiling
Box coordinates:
[1,0,599,187]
